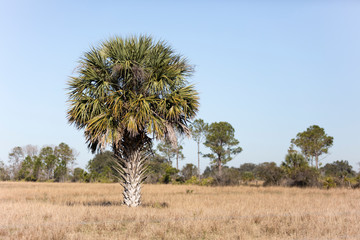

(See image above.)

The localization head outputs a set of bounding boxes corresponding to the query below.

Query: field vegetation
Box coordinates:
[1,182,360,239]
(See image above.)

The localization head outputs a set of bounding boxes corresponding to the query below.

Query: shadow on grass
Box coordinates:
[65,200,169,208]
[66,200,123,207]
[141,201,169,208]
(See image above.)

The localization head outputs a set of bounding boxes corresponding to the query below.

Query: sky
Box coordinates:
[0,0,359,172]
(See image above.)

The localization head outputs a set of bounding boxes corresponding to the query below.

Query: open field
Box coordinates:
[0,182,360,240]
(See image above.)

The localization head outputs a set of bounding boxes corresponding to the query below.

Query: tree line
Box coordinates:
[2,122,358,189]
[0,143,77,182]
[74,121,360,189]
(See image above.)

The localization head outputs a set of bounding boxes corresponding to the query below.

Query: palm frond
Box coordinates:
[67,35,199,153]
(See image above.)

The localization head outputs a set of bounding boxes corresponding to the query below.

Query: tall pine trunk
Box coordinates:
[197,141,201,179]
[176,149,179,170]
[218,158,222,176]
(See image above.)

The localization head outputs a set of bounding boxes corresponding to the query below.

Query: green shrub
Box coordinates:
[200,177,214,186]
[185,176,214,186]
[241,171,255,184]
[323,177,336,189]
[185,176,199,185]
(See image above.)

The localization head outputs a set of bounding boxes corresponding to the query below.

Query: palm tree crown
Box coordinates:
[67,35,199,153]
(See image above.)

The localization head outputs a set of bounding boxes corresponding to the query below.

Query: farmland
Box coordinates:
[0,182,359,239]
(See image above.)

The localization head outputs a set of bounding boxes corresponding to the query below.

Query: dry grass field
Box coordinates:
[0,182,359,240]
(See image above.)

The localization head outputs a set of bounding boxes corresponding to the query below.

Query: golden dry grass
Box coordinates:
[0,182,359,240]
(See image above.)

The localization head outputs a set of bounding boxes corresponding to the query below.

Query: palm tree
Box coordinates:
[67,35,199,207]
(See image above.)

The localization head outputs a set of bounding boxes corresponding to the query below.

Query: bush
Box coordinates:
[241,171,255,185]
[321,160,356,179]
[352,175,360,189]
[286,167,320,187]
[180,164,198,181]
[71,167,89,182]
[219,168,241,185]
[323,177,337,189]
[200,177,214,186]
[201,166,241,186]
[159,165,179,184]
[185,176,198,185]
[185,176,214,186]
[255,162,284,186]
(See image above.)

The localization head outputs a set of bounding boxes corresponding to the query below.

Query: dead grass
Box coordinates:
[0,182,359,239]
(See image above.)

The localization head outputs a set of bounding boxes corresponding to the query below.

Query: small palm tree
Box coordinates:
[67,35,199,207]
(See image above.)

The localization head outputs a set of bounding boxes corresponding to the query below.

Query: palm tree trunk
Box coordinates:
[123,165,141,207]
[114,150,147,207]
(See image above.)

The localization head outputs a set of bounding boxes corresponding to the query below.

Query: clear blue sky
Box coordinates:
[0,1,359,172]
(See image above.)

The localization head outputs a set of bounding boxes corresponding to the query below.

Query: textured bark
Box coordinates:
[122,153,142,207]
[114,149,147,207]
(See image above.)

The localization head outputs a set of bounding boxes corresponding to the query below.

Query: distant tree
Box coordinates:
[322,160,355,180]
[174,135,185,171]
[72,167,89,182]
[204,121,242,175]
[144,151,181,184]
[157,139,184,170]
[23,145,38,157]
[0,161,10,181]
[39,146,57,180]
[54,143,76,182]
[241,171,255,184]
[202,165,215,178]
[239,163,257,174]
[190,119,208,178]
[157,140,176,164]
[281,151,308,174]
[255,162,284,186]
[180,163,198,181]
[145,152,170,183]
[87,151,116,182]
[291,125,333,169]
[17,155,35,181]
[32,155,43,180]
[8,146,25,180]
[9,145,43,181]
[145,153,167,183]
